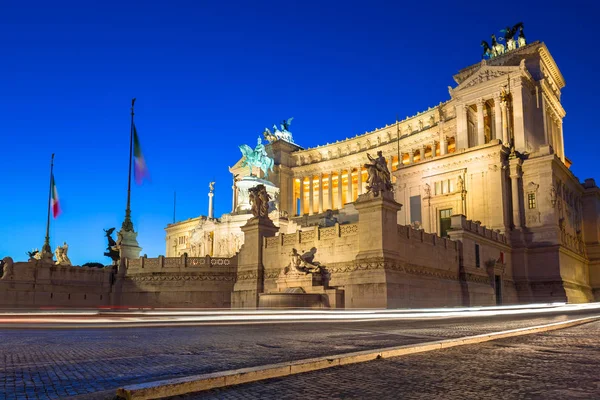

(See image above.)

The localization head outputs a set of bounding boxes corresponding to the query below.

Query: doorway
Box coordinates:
[495,275,502,305]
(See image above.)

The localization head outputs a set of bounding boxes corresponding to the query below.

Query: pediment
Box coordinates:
[453,65,520,92]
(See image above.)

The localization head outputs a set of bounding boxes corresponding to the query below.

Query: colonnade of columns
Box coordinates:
[457,94,510,149]
[400,139,450,166]
[296,166,369,216]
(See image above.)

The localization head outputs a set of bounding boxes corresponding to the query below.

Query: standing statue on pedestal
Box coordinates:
[248,184,271,218]
[103,228,120,264]
[54,242,72,266]
[239,137,275,178]
[364,151,393,196]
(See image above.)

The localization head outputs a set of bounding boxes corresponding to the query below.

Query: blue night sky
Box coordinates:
[1,0,598,265]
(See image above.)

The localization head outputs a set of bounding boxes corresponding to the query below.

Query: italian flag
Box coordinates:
[133,123,150,185]
[51,173,61,218]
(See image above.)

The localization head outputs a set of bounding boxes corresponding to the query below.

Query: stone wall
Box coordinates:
[0,258,113,308]
[446,215,519,306]
[260,195,515,308]
[120,255,237,308]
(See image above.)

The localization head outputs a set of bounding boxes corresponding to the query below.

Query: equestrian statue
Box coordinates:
[239,137,275,178]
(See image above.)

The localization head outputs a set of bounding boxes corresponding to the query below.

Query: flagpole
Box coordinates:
[122,98,136,232]
[396,115,400,171]
[42,154,55,255]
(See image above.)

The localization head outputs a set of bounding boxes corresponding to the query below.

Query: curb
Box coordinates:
[115,315,599,400]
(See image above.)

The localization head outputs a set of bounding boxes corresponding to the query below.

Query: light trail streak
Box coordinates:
[0,302,598,326]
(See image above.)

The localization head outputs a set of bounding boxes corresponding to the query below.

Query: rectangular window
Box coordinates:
[435,182,441,195]
[439,208,452,237]
[475,244,481,268]
[449,179,454,193]
[528,193,536,209]
[410,195,422,225]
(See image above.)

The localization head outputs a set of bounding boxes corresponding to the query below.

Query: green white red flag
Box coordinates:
[133,123,150,185]
[51,173,61,218]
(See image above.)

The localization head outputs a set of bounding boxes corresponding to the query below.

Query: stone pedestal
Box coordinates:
[117,229,142,265]
[231,216,279,308]
[354,191,403,260]
[257,270,344,309]
[275,270,323,291]
[235,176,279,214]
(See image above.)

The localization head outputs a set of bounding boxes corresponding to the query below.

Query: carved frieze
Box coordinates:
[463,69,509,88]
[282,234,297,246]
[320,227,337,239]
[128,273,234,282]
[340,224,358,236]
[301,230,316,241]
[326,259,459,281]
[265,236,279,247]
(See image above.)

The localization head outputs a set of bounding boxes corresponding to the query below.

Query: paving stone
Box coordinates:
[178,320,600,400]
[0,311,597,399]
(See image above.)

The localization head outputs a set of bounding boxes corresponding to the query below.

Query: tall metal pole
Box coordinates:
[42,153,55,255]
[121,98,136,232]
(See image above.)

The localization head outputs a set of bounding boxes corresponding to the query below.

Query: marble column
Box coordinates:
[500,101,509,146]
[494,93,502,141]
[431,141,436,158]
[318,173,324,213]
[440,134,447,156]
[419,145,425,162]
[357,165,363,195]
[327,173,333,210]
[231,181,237,213]
[408,150,414,164]
[558,119,565,163]
[299,176,304,216]
[456,104,470,150]
[208,192,214,219]
[477,98,485,146]
[338,169,343,208]
[308,174,314,216]
[509,160,522,229]
[347,168,353,202]
[511,83,526,152]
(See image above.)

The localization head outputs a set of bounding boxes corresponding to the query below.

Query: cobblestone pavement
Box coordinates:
[0,311,597,400]
[180,320,600,400]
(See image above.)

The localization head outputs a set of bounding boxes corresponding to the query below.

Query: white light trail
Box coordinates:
[0,302,598,326]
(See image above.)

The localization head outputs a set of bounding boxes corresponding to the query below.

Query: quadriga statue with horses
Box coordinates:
[481,22,527,59]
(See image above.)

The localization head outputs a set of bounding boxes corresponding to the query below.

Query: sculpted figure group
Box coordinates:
[481,22,527,59]
[54,242,71,266]
[288,247,322,275]
[249,184,271,218]
[364,151,393,196]
[239,137,274,178]
[263,117,295,143]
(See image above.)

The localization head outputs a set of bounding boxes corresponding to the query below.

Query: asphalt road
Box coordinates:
[1,308,599,399]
